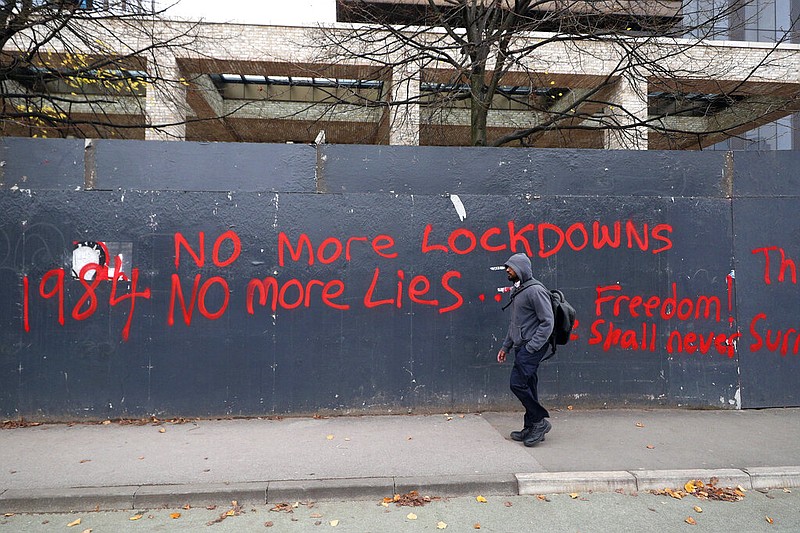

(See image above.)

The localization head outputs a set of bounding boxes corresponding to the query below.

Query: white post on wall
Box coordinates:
[604,70,649,150]
[145,52,188,141]
[388,59,420,146]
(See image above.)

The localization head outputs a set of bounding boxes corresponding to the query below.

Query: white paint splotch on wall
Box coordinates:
[450,194,466,222]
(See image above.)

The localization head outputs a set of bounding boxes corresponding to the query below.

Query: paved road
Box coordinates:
[2,488,798,532]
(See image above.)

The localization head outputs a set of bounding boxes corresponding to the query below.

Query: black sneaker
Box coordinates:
[510,427,532,441]
[523,419,552,447]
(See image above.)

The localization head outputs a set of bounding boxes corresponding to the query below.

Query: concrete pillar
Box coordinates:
[389,61,420,146]
[604,71,648,150]
[145,52,187,141]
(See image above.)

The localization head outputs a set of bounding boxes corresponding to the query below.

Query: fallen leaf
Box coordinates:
[170,512,181,519]
[79,459,91,464]
[685,480,704,493]
[504,501,513,507]
[437,522,448,529]
[406,513,417,520]
[206,501,243,526]
[3,513,14,517]
[766,516,774,524]
[569,493,579,499]
[270,503,294,513]
[536,495,550,502]
[158,428,166,433]
[129,514,143,521]
[265,521,274,527]
[330,519,339,526]
[567,405,574,410]
[635,422,644,428]
[67,518,81,527]
[310,513,323,518]
[693,506,703,513]
[476,495,487,503]
[387,490,437,507]
[474,523,481,529]
[783,488,792,493]
[646,445,655,449]
[665,488,684,500]
[326,435,334,440]
[686,517,697,525]
[81,529,92,533]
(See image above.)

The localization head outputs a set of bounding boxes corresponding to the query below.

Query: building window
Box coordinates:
[209,74,384,104]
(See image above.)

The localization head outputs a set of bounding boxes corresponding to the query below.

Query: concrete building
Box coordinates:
[1,0,799,149]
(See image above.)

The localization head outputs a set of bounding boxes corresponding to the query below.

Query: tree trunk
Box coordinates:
[469,70,489,146]
[471,96,488,146]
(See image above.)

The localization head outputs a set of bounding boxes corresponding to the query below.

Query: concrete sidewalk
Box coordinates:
[2,408,799,512]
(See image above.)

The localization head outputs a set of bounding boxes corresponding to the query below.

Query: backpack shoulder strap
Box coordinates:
[501,279,540,311]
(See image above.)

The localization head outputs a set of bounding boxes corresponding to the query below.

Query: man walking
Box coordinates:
[497,252,554,447]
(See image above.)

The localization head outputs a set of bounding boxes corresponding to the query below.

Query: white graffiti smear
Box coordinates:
[450,194,466,221]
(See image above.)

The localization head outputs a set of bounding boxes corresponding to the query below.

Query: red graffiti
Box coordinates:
[24,260,151,340]
[667,330,739,358]
[168,274,230,326]
[752,246,797,285]
[39,269,65,326]
[174,230,241,269]
[246,277,349,313]
[589,320,657,351]
[421,220,673,257]
[749,313,800,356]
[277,232,397,266]
[22,275,30,332]
[594,283,721,322]
[109,256,151,340]
[363,268,463,313]
[590,283,736,356]
[726,272,735,325]
[73,263,103,320]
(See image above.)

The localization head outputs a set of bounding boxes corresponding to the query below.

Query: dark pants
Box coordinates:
[510,344,550,428]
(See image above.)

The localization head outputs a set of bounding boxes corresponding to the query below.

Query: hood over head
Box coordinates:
[504,253,533,282]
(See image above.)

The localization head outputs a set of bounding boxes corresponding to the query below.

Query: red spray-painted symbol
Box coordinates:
[726,270,735,326]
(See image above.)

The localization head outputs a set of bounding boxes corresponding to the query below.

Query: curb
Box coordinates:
[3,468,799,513]
[516,466,800,495]
[0,474,517,513]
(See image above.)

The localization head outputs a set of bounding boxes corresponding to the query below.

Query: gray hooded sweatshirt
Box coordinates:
[502,253,555,354]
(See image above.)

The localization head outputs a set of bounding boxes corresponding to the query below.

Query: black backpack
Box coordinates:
[502,279,576,358]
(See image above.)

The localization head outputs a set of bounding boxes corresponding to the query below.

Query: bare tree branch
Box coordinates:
[310,0,800,148]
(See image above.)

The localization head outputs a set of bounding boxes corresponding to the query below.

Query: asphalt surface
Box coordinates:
[1,408,799,512]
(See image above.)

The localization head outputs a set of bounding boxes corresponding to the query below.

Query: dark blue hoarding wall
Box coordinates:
[0,138,797,420]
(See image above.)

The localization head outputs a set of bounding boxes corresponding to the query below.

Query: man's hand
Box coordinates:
[497,349,507,363]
